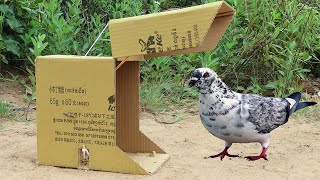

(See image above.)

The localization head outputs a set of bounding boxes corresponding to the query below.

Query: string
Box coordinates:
[84,22,129,71]
[84,22,109,57]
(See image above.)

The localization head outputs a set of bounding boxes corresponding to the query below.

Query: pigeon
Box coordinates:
[188,68,317,161]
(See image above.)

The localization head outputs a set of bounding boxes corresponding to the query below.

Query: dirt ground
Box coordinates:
[1,82,320,180]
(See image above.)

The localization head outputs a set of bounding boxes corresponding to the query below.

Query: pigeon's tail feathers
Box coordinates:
[293,102,317,113]
[286,92,317,115]
[286,92,301,115]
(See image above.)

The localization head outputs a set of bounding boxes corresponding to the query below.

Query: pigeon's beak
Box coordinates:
[188,77,199,87]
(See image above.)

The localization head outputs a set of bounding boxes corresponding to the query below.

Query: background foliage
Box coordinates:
[0,0,319,112]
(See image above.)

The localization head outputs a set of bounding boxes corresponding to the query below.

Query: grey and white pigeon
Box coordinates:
[189,68,317,161]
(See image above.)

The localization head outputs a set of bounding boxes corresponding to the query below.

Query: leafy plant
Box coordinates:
[22,34,48,120]
[0,3,23,65]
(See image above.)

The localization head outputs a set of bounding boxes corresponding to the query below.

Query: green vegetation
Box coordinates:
[0,100,9,117]
[0,0,319,113]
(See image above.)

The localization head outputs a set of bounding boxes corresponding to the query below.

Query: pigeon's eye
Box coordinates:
[203,72,209,78]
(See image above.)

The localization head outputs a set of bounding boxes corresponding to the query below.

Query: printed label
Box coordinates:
[48,85,116,147]
[138,24,200,54]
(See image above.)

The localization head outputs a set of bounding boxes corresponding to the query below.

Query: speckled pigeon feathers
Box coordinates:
[191,68,317,144]
[239,93,290,134]
[190,68,317,160]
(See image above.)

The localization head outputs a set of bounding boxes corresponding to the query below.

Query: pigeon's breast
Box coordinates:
[200,113,268,143]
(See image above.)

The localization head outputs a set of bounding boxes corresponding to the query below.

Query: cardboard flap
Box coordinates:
[116,61,165,153]
[90,147,147,174]
[127,153,170,174]
[109,1,235,59]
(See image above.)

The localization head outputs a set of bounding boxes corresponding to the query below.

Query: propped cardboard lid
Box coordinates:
[109,1,235,59]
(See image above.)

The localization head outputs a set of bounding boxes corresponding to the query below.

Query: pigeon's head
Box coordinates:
[189,68,217,90]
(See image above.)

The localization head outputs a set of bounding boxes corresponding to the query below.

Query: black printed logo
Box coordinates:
[107,95,115,111]
[139,36,156,54]
[139,32,163,54]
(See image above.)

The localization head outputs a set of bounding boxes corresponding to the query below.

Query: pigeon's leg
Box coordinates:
[245,147,268,161]
[205,142,239,160]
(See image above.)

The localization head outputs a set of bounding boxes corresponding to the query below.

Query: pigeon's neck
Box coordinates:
[200,77,237,102]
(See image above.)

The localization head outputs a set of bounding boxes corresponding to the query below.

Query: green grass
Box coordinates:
[0,100,23,121]
[0,100,9,118]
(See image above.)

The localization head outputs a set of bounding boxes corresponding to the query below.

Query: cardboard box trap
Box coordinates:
[36,1,235,175]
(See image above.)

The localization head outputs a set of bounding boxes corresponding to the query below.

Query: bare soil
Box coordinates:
[1,81,320,180]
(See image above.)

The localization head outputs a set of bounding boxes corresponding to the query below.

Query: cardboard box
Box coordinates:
[36,1,235,175]
[36,56,169,174]
[109,1,235,59]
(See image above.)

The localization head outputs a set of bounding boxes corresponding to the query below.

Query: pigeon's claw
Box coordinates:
[245,147,268,161]
[245,155,268,161]
[205,147,239,161]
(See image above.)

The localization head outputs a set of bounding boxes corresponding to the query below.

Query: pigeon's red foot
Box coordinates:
[205,147,238,161]
[245,154,268,161]
[245,147,268,161]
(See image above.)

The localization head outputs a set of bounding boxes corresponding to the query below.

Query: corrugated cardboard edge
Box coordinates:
[116,55,145,61]
[35,55,114,60]
[144,1,235,59]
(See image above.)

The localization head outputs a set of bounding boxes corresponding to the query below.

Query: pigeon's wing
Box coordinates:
[240,94,290,134]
